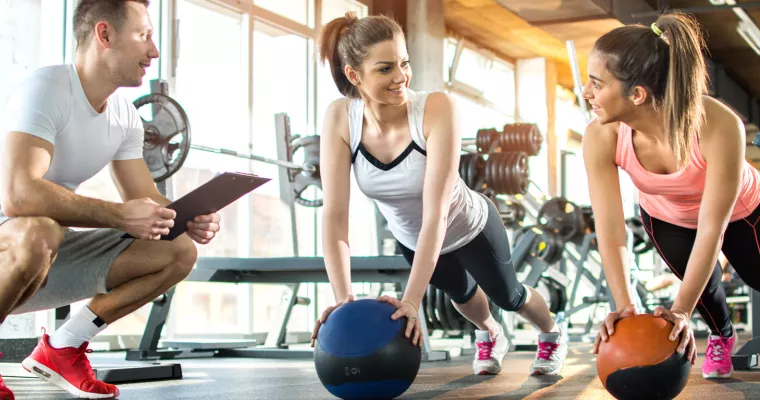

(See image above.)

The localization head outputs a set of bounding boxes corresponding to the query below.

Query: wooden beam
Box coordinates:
[372,0,407,30]
[709,48,760,68]
[530,14,611,27]
[444,0,591,91]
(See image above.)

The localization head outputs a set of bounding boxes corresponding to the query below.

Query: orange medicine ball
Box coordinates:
[596,314,691,400]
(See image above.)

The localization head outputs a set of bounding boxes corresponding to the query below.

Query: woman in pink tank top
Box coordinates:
[582,12,760,380]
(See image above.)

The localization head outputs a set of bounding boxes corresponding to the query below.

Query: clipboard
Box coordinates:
[123,172,270,241]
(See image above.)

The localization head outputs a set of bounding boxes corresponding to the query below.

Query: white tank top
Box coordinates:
[349,90,488,254]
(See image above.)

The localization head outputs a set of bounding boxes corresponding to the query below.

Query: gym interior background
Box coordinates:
[2,0,760,399]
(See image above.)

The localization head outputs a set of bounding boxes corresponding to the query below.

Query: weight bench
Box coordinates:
[128,256,450,363]
[127,224,561,364]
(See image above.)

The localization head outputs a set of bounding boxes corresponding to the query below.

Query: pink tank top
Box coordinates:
[615,122,760,229]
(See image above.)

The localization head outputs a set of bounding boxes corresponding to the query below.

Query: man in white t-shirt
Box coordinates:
[0,1,221,398]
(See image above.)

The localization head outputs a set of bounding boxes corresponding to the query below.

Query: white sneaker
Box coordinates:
[530,327,569,375]
[472,329,509,375]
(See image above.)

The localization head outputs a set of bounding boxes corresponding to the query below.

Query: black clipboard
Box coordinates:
[123,172,270,241]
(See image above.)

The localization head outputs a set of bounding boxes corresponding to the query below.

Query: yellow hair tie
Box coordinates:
[651,23,663,37]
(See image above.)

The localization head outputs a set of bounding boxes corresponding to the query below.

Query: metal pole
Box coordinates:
[189,144,312,172]
[192,140,482,172]
[566,40,589,119]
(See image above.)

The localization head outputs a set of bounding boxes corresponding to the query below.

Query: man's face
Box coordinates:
[106,2,160,87]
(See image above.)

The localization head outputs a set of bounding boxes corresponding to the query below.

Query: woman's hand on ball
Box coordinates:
[593,303,638,354]
[311,294,355,348]
[378,296,422,348]
[654,307,697,365]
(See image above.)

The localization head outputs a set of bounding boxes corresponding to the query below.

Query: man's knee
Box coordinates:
[3,217,63,280]
[166,236,197,280]
[5,217,64,252]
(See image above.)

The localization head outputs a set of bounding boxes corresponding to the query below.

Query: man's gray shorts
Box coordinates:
[0,215,135,315]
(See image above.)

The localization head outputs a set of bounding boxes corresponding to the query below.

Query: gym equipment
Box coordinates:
[475,124,543,156]
[625,218,655,255]
[499,124,543,156]
[488,194,526,228]
[476,128,499,153]
[133,92,323,207]
[732,290,760,370]
[561,231,677,343]
[512,225,564,265]
[596,314,690,400]
[484,152,530,195]
[732,121,760,370]
[132,205,566,364]
[314,299,421,400]
[560,231,615,338]
[537,197,587,244]
[458,153,486,190]
[129,256,450,363]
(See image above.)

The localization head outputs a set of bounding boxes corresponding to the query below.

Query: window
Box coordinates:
[483,60,515,116]
[321,0,368,24]
[451,92,514,139]
[165,0,253,335]
[455,47,492,91]
[316,0,368,131]
[443,38,517,138]
[248,19,313,334]
[251,21,310,202]
[254,0,316,28]
[0,0,66,107]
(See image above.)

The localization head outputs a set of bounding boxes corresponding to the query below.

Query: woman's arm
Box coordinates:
[400,92,461,309]
[671,97,745,318]
[582,120,636,309]
[320,98,354,303]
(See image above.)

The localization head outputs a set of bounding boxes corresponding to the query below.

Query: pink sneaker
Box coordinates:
[702,327,736,379]
[472,330,509,375]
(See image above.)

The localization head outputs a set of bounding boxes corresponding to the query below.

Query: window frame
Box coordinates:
[444,36,517,120]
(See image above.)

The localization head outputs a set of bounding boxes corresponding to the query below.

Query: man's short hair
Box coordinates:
[73,0,151,46]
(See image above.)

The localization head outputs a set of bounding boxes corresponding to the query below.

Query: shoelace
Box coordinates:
[70,347,96,379]
[537,341,559,361]
[706,337,730,362]
[476,341,495,361]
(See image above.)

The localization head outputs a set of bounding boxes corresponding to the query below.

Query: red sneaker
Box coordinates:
[0,373,14,400]
[21,334,119,399]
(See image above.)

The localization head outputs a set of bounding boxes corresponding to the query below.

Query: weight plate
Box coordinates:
[133,93,192,183]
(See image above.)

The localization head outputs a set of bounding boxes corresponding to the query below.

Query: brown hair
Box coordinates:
[317,12,405,98]
[592,12,709,167]
[73,0,151,47]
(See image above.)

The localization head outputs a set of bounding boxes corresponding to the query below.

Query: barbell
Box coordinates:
[133,93,323,207]
[134,92,540,207]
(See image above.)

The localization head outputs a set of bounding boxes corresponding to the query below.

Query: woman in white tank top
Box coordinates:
[310,12,568,376]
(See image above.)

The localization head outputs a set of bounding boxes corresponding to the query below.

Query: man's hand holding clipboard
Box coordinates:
[122,172,270,243]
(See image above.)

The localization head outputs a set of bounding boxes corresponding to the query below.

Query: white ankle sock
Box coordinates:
[49,306,107,349]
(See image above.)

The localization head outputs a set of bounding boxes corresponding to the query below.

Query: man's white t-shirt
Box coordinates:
[0,64,144,195]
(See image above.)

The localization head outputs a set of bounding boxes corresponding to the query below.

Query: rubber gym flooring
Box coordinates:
[4,334,760,399]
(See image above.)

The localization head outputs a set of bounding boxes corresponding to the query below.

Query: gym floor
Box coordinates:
[3,334,760,399]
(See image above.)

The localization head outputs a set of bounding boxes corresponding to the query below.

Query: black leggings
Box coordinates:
[640,204,760,337]
[397,195,527,311]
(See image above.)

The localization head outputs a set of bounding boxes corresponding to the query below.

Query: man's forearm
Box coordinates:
[149,194,172,207]
[4,178,122,228]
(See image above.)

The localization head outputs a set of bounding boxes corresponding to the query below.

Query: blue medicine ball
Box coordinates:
[314,299,422,400]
